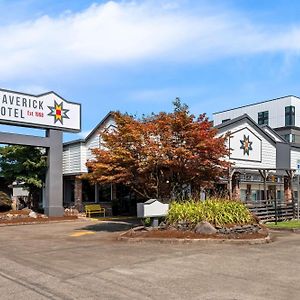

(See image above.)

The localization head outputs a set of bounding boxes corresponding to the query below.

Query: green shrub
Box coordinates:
[0,191,12,212]
[143,217,151,227]
[166,198,254,226]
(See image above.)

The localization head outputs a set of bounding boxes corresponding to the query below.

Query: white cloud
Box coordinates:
[1,1,300,79]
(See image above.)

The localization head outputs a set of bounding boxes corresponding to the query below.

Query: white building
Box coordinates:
[214,96,300,201]
[63,112,137,215]
[62,95,300,211]
[214,95,300,143]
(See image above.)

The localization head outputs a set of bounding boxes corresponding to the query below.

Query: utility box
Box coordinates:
[137,199,169,218]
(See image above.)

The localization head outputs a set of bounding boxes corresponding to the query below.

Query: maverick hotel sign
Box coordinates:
[0,89,81,132]
[0,88,81,217]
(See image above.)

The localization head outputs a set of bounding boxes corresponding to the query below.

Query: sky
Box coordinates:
[1,0,300,141]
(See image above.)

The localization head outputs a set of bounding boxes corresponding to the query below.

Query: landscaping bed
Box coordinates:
[121,199,270,242]
[0,209,78,225]
[121,224,268,240]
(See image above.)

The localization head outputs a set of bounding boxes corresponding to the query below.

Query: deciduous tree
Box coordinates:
[85,99,229,200]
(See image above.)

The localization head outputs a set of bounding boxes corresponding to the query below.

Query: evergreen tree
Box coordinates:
[0,145,47,210]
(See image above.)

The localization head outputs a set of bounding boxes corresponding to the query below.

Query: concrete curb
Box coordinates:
[117,231,272,245]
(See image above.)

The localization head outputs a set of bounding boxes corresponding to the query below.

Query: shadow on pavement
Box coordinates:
[79,218,141,233]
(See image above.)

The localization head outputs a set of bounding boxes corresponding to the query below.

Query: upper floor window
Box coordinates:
[285,106,295,126]
[258,111,269,125]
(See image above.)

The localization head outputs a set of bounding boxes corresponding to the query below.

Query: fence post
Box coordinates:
[297,175,300,220]
[274,197,278,225]
[297,196,299,221]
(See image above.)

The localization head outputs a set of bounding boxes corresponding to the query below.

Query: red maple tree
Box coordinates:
[85,99,229,200]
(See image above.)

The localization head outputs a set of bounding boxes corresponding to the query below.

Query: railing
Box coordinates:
[245,199,299,223]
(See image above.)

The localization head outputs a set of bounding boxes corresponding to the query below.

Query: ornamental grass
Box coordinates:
[166,198,255,227]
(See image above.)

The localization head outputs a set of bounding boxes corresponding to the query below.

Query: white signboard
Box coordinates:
[0,88,81,132]
[229,127,262,162]
[137,199,169,218]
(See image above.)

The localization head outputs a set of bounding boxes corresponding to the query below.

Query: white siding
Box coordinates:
[214,96,294,128]
[86,117,116,161]
[63,143,83,174]
[218,121,276,169]
[290,149,300,170]
[81,144,88,173]
[86,132,100,161]
[63,114,116,175]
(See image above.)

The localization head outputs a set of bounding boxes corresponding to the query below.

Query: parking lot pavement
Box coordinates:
[0,220,299,300]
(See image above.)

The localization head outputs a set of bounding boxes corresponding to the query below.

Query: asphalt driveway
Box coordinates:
[0,219,299,300]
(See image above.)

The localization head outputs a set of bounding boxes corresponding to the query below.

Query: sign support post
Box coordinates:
[44,129,63,216]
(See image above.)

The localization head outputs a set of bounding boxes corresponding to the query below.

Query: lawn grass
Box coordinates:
[266,220,300,229]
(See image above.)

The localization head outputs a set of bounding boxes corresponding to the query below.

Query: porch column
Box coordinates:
[94,183,98,203]
[74,177,83,211]
[228,168,235,199]
[284,171,295,203]
[232,173,240,200]
[111,183,117,201]
[284,176,292,202]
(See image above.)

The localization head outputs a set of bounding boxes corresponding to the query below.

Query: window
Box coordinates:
[292,134,296,143]
[285,106,295,126]
[222,118,230,123]
[258,111,269,125]
[277,190,282,200]
[283,134,290,142]
[283,133,296,143]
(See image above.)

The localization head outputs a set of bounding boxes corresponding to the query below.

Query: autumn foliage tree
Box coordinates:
[85,99,229,200]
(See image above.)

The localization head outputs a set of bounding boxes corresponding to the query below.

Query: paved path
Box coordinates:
[0,220,299,300]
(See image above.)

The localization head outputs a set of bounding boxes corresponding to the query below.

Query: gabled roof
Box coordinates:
[215,114,287,145]
[63,111,114,147]
[84,111,114,142]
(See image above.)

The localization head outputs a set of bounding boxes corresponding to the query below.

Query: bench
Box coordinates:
[85,204,106,218]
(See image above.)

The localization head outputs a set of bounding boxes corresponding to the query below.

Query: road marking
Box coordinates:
[70,231,95,237]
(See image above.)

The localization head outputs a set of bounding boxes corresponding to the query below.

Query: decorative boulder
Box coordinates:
[29,211,38,218]
[194,221,217,235]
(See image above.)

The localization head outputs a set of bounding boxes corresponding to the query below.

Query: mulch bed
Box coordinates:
[0,209,78,225]
[123,228,268,240]
[0,216,78,225]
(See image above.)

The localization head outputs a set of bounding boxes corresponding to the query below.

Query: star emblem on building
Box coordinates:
[48,101,70,125]
[240,134,253,156]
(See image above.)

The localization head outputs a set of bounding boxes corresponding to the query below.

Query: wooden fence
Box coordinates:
[245,199,299,222]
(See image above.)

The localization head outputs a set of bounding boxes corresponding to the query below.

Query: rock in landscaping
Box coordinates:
[64,208,79,216]
[5,213,13,220]
[29,211,37,218]
[159,221,167,230]
[217,224,261,234]
[194,221,217,235]
[177,221,190,231]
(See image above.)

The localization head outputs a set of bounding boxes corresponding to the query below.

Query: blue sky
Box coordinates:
[1,0,300,141]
